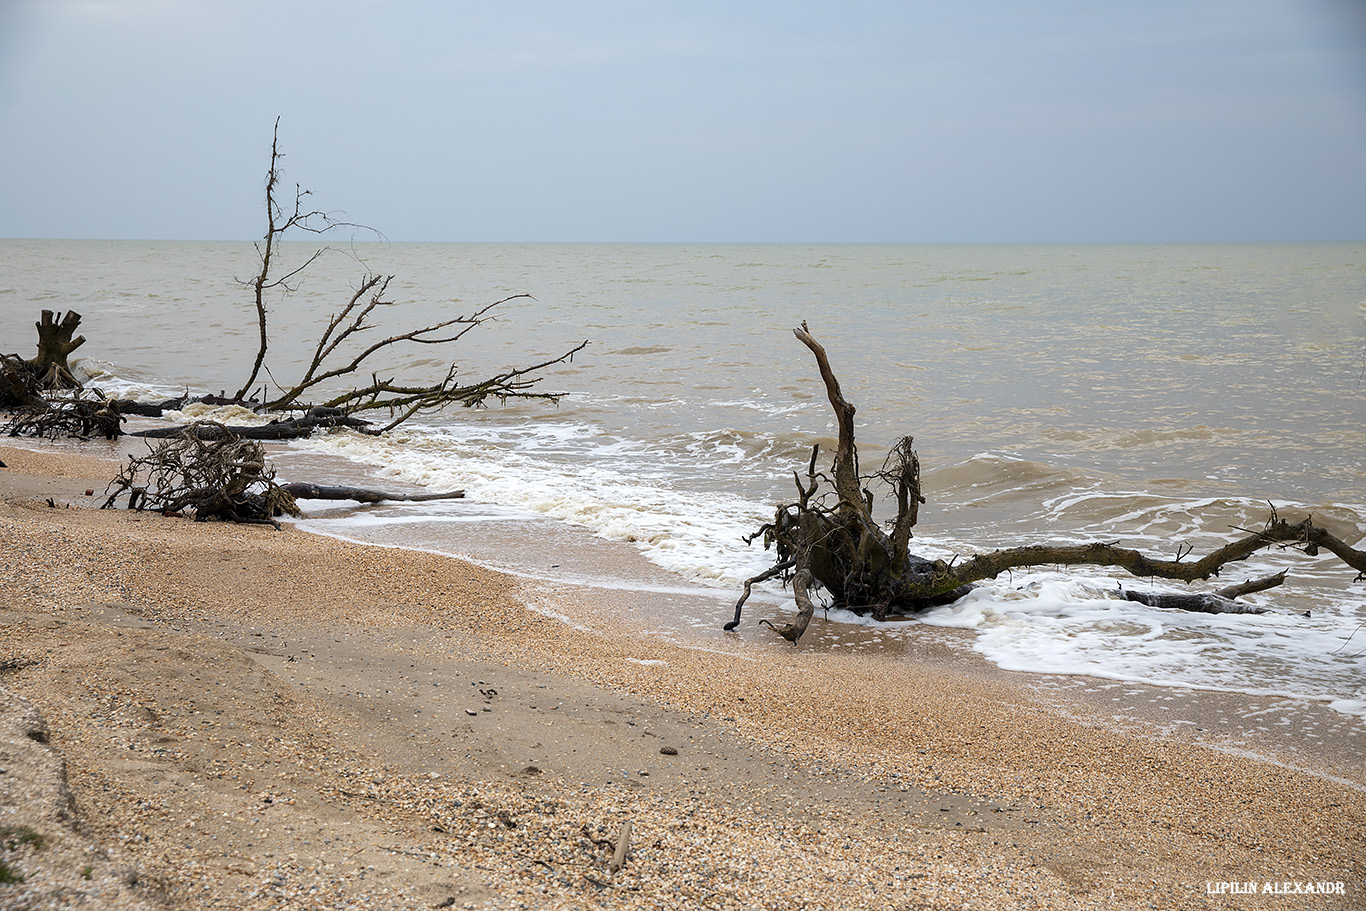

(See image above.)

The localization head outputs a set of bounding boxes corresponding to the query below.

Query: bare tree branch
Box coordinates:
[233,118,379,402]
[221,120,587,432]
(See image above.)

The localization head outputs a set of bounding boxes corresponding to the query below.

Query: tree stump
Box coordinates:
[27,310,85,389]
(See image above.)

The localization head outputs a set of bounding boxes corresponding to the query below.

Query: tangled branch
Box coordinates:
[3,386,122,440]
[102,422,300,526]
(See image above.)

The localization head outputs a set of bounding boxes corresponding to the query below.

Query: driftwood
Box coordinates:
[230,119,586,430]
[102,422,301,526]
[1115,570,1293,616]
[1,315,255,440]
[2,310,87,409]
[1119,589,1265,615]
[131,407,374,441]
[3,323,125,439]
[101,422,467,526]
[279,482,465,504]
[3,388,123,440]
[731,324,1366,643]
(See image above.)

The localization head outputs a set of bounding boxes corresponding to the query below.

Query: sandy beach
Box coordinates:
[0,441,1362,910]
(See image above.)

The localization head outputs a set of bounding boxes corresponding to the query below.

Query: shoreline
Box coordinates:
[279,440,1366,789]
[1,441,1362,909]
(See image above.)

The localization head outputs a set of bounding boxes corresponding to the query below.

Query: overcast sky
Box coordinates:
[2,0,1364,242]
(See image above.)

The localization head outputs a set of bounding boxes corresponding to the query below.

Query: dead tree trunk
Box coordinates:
[131,407,375,441]
[729,324,1366,643]
[2,311,86,408]
[28,310,86,389]
[278,482,465,504]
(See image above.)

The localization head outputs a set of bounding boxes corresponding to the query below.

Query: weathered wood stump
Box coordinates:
[28,310,86,389]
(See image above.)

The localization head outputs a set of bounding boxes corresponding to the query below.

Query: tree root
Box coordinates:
[734,324,1366,644]
[102,422,299,525]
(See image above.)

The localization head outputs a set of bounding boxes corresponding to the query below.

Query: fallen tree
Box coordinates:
[102,423,300,526]
[101,422,464,526]
[728,324,1366,643]
[219,118,587,434]
[3,317,142,440]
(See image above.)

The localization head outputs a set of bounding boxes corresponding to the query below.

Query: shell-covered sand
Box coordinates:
[0,443,1361,910]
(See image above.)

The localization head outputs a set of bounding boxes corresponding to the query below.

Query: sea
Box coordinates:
[3,239,1364,725]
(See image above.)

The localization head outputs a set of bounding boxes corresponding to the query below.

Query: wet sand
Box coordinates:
[0,442,1362,910]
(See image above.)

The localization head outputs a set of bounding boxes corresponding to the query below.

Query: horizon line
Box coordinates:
[4,236,1364,246]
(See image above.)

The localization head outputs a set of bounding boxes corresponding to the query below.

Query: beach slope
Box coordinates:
[0,444,1361,910]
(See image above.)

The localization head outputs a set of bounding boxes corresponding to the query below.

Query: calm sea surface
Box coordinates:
[3,240,1364,716]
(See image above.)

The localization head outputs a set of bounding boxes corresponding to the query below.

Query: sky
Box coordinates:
[1,0,1364,243]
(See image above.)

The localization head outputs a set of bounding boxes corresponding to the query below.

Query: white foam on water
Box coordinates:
[283,425,1366,722]
[291,499,533,527]
[156,402,274,425]
[919,572,1366,721]
[74,358,190,401]
[298,425,779,586]
[1329,698,1366,719]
